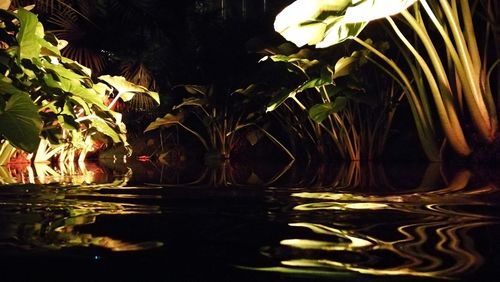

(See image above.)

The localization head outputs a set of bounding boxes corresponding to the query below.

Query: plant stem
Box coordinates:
[352,36,441,161]
[395,12,471,156]
[175,122,209,150]
[437,0,496,141]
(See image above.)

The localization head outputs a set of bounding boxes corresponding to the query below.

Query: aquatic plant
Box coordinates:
[144,84,294,163]
[256,41,400,160]
[273,0,498,161]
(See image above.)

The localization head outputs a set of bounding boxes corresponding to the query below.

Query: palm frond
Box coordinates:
[44,0,107,74]
[120,61,158,91]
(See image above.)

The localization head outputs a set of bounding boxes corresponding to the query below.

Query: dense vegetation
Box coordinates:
[1,0,498,165]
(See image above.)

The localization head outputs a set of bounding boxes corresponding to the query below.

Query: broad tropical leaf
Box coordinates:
[16,8,41,59]
[266,88,294,112]
[0,74,27,95]
[173,97,207,110]
[143,113,185,133]
[309,97,348,122]
[63,79,107,109]
[332,54,358,79]
[275,0,417,48]
[0,92,42,152]
[88,117,121,143]
[266,77,332,112]
[98,75,160,104]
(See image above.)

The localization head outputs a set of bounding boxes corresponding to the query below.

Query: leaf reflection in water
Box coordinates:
[0,162,163,253]
[249,168,498,279]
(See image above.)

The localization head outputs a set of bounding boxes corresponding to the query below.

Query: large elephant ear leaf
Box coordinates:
[316,21,367,48]
[0,93,42,152]
[89,117,121,143]
[275,0,416,49]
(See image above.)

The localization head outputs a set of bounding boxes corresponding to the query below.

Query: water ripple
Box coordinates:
[0,169,163,253]
[248,170,499,280]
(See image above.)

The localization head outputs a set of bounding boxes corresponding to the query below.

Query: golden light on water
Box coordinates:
[294,201,389,211]
[248,169,497,279]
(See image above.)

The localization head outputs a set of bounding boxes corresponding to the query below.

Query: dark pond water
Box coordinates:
[0,160,499,281]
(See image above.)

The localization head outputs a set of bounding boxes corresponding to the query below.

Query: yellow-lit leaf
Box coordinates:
[143,113,185,133]
[98,75,160,104]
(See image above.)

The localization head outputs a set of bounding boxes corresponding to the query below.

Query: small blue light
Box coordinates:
[94,255,101,260]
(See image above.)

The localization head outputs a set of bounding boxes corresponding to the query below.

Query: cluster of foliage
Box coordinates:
[0,5,158,164]
[256,41,400,160]
[144,84,294,164]
[3,0,497,166]
[272,0,498,161]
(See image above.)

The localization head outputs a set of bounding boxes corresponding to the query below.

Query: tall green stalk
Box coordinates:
[352,37,441,161]
[388,14,471,156]
[432,0,497,141]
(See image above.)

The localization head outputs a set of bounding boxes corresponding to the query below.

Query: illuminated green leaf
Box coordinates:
[266,88,293,112]
[43,60,84,80]
[342,0,417,23]
[332,55,358,79]
[16,8,41,59]
[98,75,160,104]
[275,0,416,48]
[89,117,120,143]
[0,93,42,152]
[309,97,347,122]
[0,74,26,95]
[267,77,333,112]
[63,79,107,110]
[143,113,184,133]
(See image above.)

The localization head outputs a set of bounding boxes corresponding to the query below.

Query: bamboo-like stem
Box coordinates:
[352,37,441,161]
[460,0,482,78]
[291,95,307,110]
[319,85,344,158]
[396,12,471,156]
[437,0,496,142]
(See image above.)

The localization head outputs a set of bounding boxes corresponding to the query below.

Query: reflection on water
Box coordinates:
[248,164,499,280]
[0,160,499,280]
[0,161,162,253]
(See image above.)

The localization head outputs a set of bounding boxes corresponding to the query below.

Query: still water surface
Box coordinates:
[0,161,499,281]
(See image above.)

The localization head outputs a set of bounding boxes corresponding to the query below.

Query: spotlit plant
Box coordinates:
[274,0,498,161]
[259,41,401,160]
[0,5,157,164]
[144,84,294,163]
